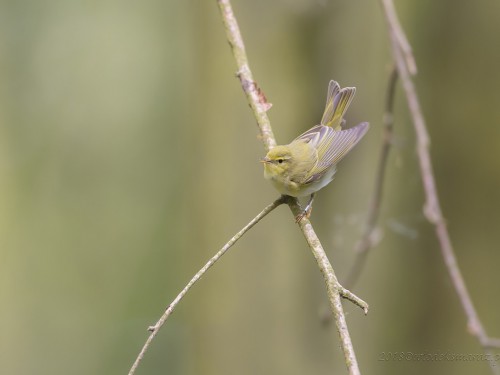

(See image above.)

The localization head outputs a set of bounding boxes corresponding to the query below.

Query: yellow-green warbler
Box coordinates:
[261,80,369,221]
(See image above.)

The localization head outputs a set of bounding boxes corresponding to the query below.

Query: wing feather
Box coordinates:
[303,122,369,183]
[293,80,368,185]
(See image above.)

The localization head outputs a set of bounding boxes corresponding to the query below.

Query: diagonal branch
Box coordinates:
[217,1,368,374]
[127,197,286,375]
[380,0,500,373]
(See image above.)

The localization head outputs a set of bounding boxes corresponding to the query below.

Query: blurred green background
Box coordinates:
[1,1,499,374]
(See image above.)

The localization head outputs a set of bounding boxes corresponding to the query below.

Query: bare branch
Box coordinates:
[127,197,286,375]
[380,0,500,373]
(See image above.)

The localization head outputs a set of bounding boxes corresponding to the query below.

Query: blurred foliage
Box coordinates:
[1,1,499,374]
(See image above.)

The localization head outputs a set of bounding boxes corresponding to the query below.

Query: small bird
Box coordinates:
[261,80,369,221]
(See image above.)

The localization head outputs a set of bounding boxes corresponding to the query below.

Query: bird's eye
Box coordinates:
[277,159,284,164]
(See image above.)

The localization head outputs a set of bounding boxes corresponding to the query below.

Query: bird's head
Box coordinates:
[261,146,293,179]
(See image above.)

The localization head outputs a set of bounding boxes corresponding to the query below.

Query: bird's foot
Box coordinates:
[295,193,315,223]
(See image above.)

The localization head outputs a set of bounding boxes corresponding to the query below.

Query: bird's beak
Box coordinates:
[260,157,271,164]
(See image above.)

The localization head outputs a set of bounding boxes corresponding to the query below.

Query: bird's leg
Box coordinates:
[295,193,315,223]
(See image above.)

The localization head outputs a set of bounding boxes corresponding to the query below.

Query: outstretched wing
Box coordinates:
[294,122,369,183]
[320,80,356,130]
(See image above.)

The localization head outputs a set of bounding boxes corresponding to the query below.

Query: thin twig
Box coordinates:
[217,1,367,374]
[127,197,286,375]
[344,66,398,289]
[380,0,500,373]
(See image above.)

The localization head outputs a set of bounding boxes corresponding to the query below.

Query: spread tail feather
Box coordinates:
[320,80,356,130]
